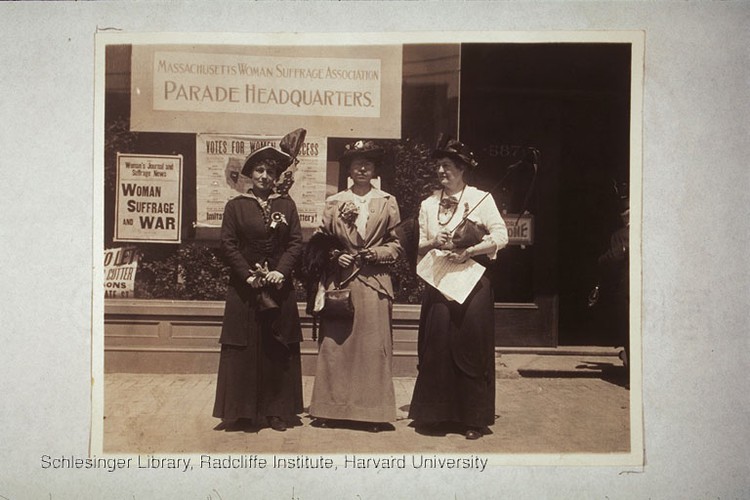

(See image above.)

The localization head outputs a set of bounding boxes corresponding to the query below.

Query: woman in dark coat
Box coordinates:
[408,137,508,440]
[213,129,306,432]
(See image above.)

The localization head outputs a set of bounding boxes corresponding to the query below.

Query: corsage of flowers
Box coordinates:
[338,200,359,225]
[269,211,288,229]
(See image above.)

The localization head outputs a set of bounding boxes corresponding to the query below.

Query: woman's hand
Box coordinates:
[432,230,452,249]
[446,248,473,264]
[246,275,265,288]
[338,253,355,268]
[265,270,285,286]
[362,249,377,263]
[247,262,274,288]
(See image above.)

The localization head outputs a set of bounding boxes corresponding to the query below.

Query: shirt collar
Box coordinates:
[346,186,389,199]
[239,190,283,201]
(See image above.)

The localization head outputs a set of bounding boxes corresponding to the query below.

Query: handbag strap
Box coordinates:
[336,253,364,289]
[448,184,500,236]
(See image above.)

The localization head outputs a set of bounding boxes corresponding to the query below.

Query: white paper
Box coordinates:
[416,248,485,304]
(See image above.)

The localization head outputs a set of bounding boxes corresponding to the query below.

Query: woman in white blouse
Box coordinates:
[408,137,508,440]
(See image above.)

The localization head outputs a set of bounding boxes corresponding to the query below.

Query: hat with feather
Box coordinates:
[431,133,479,169]
[241,128,307,177]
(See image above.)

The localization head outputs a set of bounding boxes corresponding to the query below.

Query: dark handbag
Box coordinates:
[451,217,487,248]
[318,266,360,319]
[449,200,495,268]
[319,288,354,319]
[256,289,279,312]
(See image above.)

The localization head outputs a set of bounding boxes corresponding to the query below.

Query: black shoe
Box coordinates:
[268,416,287,432]
[215,419,239,431]
[465,428,482,440]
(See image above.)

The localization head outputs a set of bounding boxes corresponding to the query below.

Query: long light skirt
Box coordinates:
[310,279,396,423]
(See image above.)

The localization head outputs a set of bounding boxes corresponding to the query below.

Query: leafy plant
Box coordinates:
[386,138,440,221]
[385,139,438,304]
[104,115,139,194]
[135,245,229,300]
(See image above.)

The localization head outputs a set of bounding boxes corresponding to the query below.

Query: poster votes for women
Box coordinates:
[196,134,327,229]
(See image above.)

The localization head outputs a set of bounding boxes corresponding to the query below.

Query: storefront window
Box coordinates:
[103,43,462,304]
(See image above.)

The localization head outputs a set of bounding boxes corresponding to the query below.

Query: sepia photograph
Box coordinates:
[95,31,642,463]
[2,2,747,498]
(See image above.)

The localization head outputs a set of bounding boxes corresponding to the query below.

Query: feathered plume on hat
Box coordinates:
[241,128,307,177]
[431,133,479,169]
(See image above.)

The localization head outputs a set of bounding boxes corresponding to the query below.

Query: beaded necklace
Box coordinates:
[437,185,466,226]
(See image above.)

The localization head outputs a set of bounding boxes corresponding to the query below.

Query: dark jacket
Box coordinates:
[219,194,303,346]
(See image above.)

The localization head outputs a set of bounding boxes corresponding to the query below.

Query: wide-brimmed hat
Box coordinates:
[241,128,307,177]
[339,140,385,169]
[431,134,479,169]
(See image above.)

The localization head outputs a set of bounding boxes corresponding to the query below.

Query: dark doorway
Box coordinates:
[459,43,631,347]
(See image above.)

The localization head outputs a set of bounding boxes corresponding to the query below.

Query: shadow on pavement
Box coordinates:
[518,361,629,389]
[408,420,496,438]
[308,418,396,433]
[213,416,304,433]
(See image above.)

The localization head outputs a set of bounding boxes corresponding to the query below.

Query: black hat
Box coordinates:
[339,140,385,169]
[241,128,307,177]
[431,134,479,169]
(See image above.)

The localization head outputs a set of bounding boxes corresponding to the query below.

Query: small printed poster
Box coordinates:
[104,247,139,299]
[114,154,183,243]
[196,134,327,229]
[505,213,535,245]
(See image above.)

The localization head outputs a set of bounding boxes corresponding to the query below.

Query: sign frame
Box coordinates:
[505,213,535,246]
[114,153,184,244]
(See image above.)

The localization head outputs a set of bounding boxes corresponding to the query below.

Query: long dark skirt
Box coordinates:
[408,275,496,428]
[212,327,303,423]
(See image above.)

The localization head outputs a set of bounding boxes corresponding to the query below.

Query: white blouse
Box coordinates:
[349,189,375,239]
[418,186,509,260]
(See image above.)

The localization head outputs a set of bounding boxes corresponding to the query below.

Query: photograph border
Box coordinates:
[92,29,644,467]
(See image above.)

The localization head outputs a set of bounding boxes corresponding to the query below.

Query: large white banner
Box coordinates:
[196,134,327,229]
[131,44,402,138]
[154,52,381,117]
[114,153,183,243]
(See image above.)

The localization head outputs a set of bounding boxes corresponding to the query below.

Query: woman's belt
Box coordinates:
[243,238,275,253]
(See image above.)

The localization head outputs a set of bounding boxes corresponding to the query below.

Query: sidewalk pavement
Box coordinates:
[103,350,630,455]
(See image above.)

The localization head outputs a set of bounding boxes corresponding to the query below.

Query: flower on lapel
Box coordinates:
[338,201,359,226]
[269,211,288,229]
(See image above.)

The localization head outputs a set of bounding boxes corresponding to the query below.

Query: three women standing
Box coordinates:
[408,138,508,440]
[213,133,505,440]
[309,140,403,432]
[213,129,307,432]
